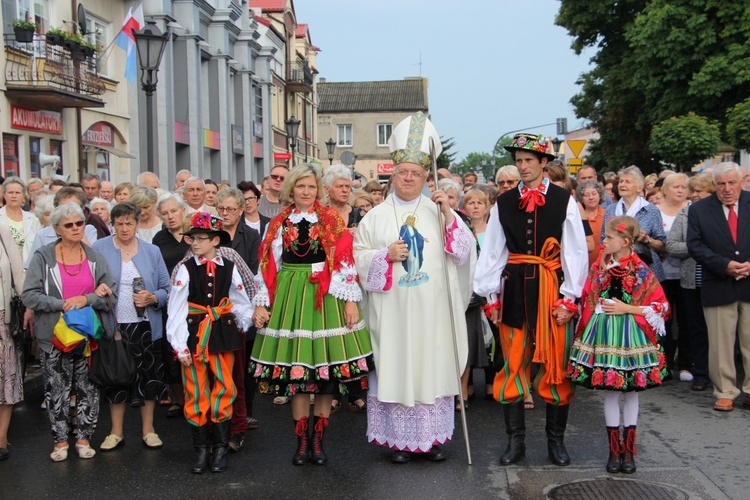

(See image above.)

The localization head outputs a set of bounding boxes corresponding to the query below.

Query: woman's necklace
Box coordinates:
[60,244,85,276]
[115,237,138,259]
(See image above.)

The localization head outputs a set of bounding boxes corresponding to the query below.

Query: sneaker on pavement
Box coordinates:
[679,370,694,382]
[228,433,245,452]
[246,417,259,430]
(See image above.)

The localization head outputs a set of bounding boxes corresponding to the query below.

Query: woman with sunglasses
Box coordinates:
[23,202,117,462]
[495,165,521,194]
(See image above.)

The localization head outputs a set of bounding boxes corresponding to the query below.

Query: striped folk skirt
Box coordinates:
[250,263,374,396]
[568,313,667,392]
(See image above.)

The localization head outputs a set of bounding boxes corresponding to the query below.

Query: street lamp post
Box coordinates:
[132,21,169,173]
[285,115,301,167]
[325,137,336,166]
[551,137,563,158]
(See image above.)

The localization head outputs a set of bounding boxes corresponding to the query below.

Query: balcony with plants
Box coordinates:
[4,24,105,108]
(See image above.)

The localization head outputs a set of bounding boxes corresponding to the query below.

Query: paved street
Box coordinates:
[1,369,748,499]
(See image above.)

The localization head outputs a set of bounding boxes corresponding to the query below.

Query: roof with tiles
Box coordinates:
[253,14,271,28]
[318,78,428,113]
[248,0,286,12]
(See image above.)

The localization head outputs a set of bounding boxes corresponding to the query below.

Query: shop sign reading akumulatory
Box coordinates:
[11,105,62,134]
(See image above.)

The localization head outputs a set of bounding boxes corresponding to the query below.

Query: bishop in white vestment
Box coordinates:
[353,112,476,463]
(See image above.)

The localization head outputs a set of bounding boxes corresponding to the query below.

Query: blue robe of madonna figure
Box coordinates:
[398,215,429,287]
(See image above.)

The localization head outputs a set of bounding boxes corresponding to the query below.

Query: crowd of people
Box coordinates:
[0,115,748,476]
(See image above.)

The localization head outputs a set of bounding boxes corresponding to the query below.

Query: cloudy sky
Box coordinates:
[295,0,594,162]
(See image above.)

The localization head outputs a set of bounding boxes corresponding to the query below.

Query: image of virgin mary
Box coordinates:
[398,215,429,287]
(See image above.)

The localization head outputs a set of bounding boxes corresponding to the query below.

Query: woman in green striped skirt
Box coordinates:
[250,164,373,466]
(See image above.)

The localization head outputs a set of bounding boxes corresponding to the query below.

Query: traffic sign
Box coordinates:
[568,158,583,175]
[566,140,587,158]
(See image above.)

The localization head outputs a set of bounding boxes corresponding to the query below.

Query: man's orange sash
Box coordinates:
[507,237,566,384]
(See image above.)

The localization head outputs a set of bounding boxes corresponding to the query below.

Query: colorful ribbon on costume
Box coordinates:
[553,298,579,318]
[482,299,501,319]
[187,297,234,362]
[198,256,217,276]
[508,237,565,384]
[519,185,546,212]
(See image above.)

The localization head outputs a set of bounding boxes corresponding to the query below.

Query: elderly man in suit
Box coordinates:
[687,162,750,412]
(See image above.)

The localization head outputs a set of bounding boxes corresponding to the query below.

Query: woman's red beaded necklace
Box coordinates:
[60,244,85,276]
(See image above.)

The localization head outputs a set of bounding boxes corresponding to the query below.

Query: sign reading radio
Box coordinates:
[11,105,62,134]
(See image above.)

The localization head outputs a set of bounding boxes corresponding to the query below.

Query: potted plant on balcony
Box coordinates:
[45,27,66,46]
[62,31,85,57]
[80,39,97,59]
[11,19,38,43]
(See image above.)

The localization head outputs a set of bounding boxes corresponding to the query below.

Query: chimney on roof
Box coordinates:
[319,78,326,83]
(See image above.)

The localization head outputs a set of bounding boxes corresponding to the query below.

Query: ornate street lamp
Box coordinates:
[551,137,563,157]
[285,115,301,167]
[132,20,169,173]
[325,137,336,165]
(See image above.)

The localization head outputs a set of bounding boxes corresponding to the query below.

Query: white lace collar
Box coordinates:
[288,210,318,224]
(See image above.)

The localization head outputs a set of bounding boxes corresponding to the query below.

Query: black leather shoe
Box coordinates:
[425,445,446,462]
[390,451,412,463]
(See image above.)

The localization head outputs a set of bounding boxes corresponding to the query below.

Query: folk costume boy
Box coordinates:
[474,133,588,466]
[166,212,253,474]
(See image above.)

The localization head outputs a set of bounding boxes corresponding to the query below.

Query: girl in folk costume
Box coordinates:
[166,212,254,474]
[250,164,373,466]
[568,216,669,474]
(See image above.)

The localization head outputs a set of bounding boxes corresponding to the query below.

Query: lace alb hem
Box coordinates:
[365,248,391,292]
[365,395,454,452]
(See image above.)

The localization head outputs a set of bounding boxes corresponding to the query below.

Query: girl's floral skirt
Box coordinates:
[567,313,667,392]
[249,263,374,396]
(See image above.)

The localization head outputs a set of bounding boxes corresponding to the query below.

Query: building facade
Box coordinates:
[316,77,429,183]
[1,0,133,183]
[250,0,320,171]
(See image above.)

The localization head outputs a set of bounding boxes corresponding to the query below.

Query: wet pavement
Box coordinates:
[1,368,748,499]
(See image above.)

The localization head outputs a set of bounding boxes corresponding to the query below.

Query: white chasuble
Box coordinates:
[354,194,475,407]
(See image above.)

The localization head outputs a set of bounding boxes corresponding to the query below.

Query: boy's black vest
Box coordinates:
[495,183,569,330]
[184,258,242,353]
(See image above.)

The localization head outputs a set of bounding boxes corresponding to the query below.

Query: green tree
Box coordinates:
[649,113,720,171]
[556,0,750,171]
[727,97,750,152]
[436,136,457,171]
[454,152,495,180]
[492,136,513,167]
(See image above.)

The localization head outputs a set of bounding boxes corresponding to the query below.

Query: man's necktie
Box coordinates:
[727,204,738,244]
